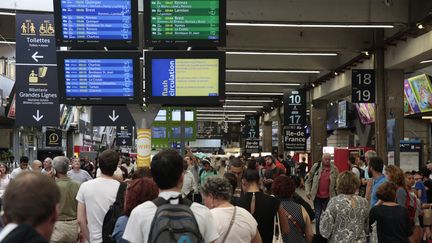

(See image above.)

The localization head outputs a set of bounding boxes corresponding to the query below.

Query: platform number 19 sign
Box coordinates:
[352,69,375,103]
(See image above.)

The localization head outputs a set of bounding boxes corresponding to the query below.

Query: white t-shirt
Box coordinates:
[76,177,120,243]
[10,167,29,179]
[211,206,257,243]
[351,167,361,179]
[123,191,219,243]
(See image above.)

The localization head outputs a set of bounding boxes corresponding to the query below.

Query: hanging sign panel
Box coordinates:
[284,89,306,127]
[351,69,375,103]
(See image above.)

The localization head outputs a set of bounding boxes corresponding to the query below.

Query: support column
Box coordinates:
[374,29,387,162]
[385,70,404,166]
[262,121,272,152]
[310,100,327,163]
[277,107,284,155]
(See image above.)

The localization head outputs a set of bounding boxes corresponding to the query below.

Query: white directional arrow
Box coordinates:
[122,139,127,145]
[32,110,44,122]
[109,110,119,122]
[32,51,44,62]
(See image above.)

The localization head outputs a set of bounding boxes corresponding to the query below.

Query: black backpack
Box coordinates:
[148,196,203,243]
[102,182,127,243]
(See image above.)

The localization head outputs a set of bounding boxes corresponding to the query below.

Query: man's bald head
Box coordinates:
[322,153,331,166]
[31,160,42,172]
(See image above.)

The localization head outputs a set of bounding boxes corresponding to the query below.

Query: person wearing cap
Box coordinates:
[199,158,217,186]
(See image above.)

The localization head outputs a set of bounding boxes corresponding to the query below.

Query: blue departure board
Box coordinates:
[55,0,138,47]
[64,59,134,98]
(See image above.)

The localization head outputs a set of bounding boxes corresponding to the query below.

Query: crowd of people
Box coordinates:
[0,149,431,243]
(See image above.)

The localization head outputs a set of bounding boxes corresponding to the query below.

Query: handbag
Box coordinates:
[272,212,283,243]
[424,204,432,226]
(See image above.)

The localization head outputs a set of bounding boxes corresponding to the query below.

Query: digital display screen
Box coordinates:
[171,127,193,139]
[145,51,225,106]
[152,59,219,97]
[155,110,167,121]
[57,51,140,104]
[145,0,225,47]
[407,74,432,113]
[172,110,194,121]
[152,126,167,139]
[355,103,375,125]
[55,0,138,47]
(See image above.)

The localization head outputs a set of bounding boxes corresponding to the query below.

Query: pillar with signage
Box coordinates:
[136,129,152,167]
[15,14,59,126]
[284,89,307,152]
[244,115,260,154]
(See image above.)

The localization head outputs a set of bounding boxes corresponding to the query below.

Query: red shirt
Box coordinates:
[275,161,286,173]
[316,166,331,198]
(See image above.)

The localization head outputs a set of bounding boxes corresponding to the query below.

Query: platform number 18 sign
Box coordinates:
[352,69,375,103]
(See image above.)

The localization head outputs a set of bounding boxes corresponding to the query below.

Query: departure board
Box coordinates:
[64,59,134,97]
[54,0,138,47]
[145,0,226,47]
[57,52,140,105]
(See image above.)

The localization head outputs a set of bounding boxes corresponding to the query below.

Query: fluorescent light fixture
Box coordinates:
[223,105,264,108]
[420,60,432,64]
[0,12,16,16]
[0,41,15,45]
[197,114,245,117]
[226,82,300,86]
[197,110,257,113]
[311,83,316,87]
[417,24,425,29]
[422,116,432,119]
[227,69,320,74]
[227,22,394,28]
[225,99,273,103]
[226,92,284,95]
[226,51,337,56]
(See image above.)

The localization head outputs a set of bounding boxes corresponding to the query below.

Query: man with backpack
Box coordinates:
[305,153,339,239]
[123,149,219,243]
[76,149,127,243]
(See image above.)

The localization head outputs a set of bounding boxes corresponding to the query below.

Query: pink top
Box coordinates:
[316,166,331,198]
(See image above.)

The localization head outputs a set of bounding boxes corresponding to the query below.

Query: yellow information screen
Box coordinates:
[152,58,219,97]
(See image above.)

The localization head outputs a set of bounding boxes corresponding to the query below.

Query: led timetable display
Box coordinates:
[64,59,133,97]
[145,0,226,47]
[54,0,138,47]
[57,52,140,105]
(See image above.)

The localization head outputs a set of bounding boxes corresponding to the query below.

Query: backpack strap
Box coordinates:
[153,195,193,207]
[220,206,237,243]
[115,182,127,206]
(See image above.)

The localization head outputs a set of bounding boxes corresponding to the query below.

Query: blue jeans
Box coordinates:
[314,197,330,236]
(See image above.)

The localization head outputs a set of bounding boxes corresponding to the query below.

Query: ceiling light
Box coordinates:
[227,22,394,28]
[311,83,315,87]
[363,51,370,56]
[417,24,424,29]
[330,102,334,106]
[225,99,273,103]
[226,51,337,56]
[226,82,300,86]
[0,12,16,16]
[196,114,245,117]
[422,116,432,119]
[334,71,338,76]
[420,60,432,64]
[0,41,16,45]
[196,110,257,113]
[226,92,284,95]
[226,69,320,74]
[223,105,264,108]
